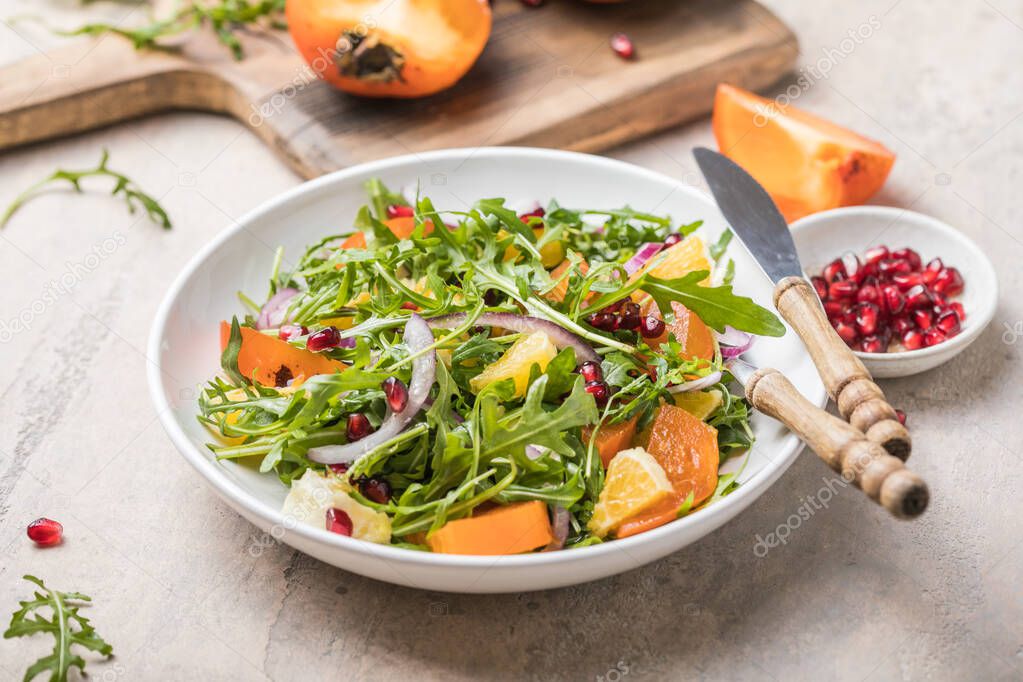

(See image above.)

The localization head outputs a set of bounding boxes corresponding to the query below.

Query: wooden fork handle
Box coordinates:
[774,276,912,460]
[745,367,928,519]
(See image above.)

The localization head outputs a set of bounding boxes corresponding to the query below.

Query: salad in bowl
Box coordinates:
[198,178,785,555]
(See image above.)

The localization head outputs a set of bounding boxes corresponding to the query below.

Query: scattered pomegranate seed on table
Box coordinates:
[812,246,966,352]
[27,518,63,547]
[610,32,635,59]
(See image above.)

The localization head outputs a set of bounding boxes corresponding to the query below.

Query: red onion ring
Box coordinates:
[308,314,436,465]
[714,326,754,359]
[544,506,571,551]
[666,370,723,394]
[624,242,664,275]
[256,287,298,330]
[427,312,599,365]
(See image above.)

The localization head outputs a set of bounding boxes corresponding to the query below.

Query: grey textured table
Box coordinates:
[1,1,1021,680]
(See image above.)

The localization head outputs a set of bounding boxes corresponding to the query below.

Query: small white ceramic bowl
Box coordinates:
[148,147,826,593]
[791,206,997,378]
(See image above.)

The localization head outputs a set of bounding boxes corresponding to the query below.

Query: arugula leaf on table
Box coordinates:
[2,149,170,230]
[4,575,113,682]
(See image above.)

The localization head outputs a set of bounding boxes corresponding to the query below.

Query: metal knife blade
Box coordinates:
[693,147,803,283]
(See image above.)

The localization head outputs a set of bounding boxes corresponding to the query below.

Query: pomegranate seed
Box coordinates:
[347,413,372,441]
[833,321,859,346]
[913,308,933,330]
[663,233,683,248]
[382,377,409,412]
[325,508,353,536]
[307,326,342,352]
[601,300,625,313]
[892,248,922,271]
[823,301,845,320]
[904,284,932,310]
[278,324,308,341]
[841,252,862,282]
[923,327,947,347]
[610,32,635,59]
[930,292,947,308]
[828,279,858,301]
[359,477,392,504]
[863,245,890,266]
[618,302,642,330]
[386,204,414,218]
[891,315,914,335]
[587,312,618,332]
[579,360,603,383]
[901,329,925,350]
[859,335,886,353]
[933,267,964,296]
[519,206,546,222]
[822,258,847,283]
[811,276,829,301]
[400,302,419,311]
[936,310,961,336]
[854,302,881,336]
[585,380,611,406]
[640,315,666,339]
[27,518,63,547]
[328,462,349,475]
[855,282,881,306]
[892,272,922,290]
[895,409,907,425]
[879,258,912,277]
[949,301,966,320]
[860,261,879,280]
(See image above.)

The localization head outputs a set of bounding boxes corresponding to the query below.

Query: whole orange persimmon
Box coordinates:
[286,0,491,98]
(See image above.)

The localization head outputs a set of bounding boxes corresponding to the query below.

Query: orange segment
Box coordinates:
[631,235,711,285]
[588,448,674,538]
[583,415,639,468]
[468,331,557,397]
[712,83,895,223]
[615,404,719,539]
[219,322,345,386]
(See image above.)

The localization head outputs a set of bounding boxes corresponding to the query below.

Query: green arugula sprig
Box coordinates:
[2,149,171,230]
[58,0,287,60]
[4,575,113,682]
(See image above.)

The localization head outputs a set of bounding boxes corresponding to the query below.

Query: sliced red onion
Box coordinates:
[427,312,599,364]
[624,242,664,275]
[667,370,723,394]
[525,445,546,461]
[308,314,436,465]
[714,326,754,359]
[256,287,298,330]
[544,507,571,551]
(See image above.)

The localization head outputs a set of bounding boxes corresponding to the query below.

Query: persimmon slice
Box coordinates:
[712,83,895,223]
[219,322,344,386]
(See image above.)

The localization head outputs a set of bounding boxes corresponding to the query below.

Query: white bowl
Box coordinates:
[148,148,825,593]
[791,206,997,379]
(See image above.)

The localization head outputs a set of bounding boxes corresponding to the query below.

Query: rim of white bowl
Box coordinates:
[147,146,825,570]
[790,205,998,364]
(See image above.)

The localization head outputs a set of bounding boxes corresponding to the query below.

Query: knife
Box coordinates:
[728,359,927,518]
[694,147,911,460]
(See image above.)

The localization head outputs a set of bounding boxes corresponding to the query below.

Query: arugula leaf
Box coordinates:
[221,317,246,386]
[4,575,113,682]
[2,149,170,229]
[644,271,786,337]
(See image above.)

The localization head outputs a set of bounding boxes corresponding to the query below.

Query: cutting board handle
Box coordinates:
[0,38,240,151]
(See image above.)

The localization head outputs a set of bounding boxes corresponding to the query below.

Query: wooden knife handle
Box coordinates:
[745,367,928,518]
[774,276,912,460]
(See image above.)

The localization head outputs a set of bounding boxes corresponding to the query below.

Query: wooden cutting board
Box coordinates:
[0,0,797,179]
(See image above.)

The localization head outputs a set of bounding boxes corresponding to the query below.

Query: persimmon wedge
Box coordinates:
[219,322,345,386]
[615,404,719,539]
[712,83,895,223]
[287,0,492,98]
[583,415,639,468]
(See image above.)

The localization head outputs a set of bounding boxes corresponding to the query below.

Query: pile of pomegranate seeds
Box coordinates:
[812,246,965,353]
[27,518,63,547]
[585,300,663,339]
